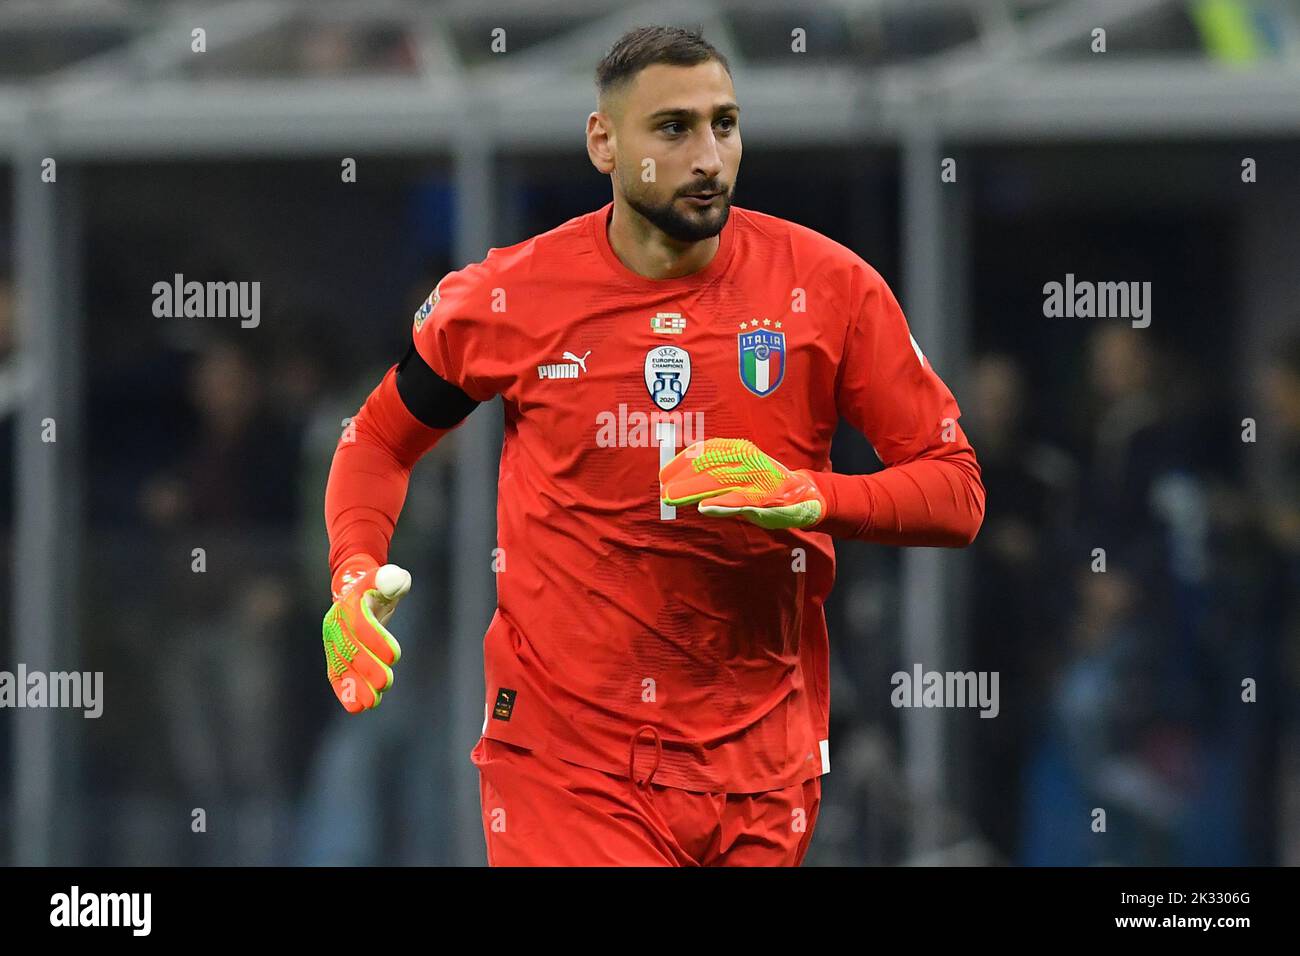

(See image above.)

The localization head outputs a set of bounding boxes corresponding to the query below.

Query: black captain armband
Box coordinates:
[395,343,481,429]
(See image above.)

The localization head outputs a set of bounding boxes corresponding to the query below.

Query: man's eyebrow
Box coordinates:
[647,102,741,121]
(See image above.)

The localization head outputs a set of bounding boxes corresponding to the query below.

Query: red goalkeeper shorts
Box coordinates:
[470,727,822,867]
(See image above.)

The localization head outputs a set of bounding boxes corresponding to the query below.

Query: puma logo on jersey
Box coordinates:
[538,350,590,380]
[562,350,591,372]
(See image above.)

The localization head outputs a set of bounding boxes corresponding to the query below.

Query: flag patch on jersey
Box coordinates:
[650,312,686,335]
[738,329,785,396]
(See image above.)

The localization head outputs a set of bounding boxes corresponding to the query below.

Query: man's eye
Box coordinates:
[661,122,684,134]
[717,117,736,131]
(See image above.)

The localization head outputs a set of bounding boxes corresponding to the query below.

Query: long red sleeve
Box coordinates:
[817,258,985,547]
[807,439,985,546]
[324,365,454,579]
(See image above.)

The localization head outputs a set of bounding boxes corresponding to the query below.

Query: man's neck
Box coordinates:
[607,197,719,280]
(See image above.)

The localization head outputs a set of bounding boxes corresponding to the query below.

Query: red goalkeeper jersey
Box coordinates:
[412,201,972,792]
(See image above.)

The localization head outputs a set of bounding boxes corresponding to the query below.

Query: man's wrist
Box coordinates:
[331,552,380,601]
[801,469,875,537]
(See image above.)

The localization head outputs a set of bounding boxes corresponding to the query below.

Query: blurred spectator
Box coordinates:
[1256,334,1300,562]
[1251,332,1300,863]
[100,339,306,862]
[1022,558,1195,865]
[1019,325,1273,865]
[138,340,299,531]
[962,353,1078,860]
[1078,326,1226,551]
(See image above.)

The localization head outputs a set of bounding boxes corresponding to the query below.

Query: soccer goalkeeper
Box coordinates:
[323,25,985,867]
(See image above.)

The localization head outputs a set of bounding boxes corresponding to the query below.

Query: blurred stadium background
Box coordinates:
[1,0,1299,866]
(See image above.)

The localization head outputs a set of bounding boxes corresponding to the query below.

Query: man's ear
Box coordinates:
[587,111,615,174]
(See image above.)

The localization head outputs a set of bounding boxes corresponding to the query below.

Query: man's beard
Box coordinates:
[626,183,734,243]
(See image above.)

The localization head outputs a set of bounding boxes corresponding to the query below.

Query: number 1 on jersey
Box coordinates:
[657,421,677,521]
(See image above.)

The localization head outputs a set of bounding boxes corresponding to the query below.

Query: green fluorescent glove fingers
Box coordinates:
[659,438,826,530]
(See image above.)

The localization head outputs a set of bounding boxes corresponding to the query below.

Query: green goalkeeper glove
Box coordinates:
[322,554,411,713]
[659,438,827,530]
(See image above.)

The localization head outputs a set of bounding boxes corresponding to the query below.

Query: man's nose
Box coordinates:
[692,130,724,180]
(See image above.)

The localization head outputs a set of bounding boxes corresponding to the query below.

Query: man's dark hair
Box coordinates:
[595,25,731,103]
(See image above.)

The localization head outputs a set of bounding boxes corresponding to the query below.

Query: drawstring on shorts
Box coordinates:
[627,724,663,812]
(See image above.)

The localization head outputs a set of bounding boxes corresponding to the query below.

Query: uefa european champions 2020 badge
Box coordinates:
[644,345,691,410]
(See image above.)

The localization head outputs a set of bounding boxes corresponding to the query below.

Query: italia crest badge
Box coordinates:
[738,328,785,397]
